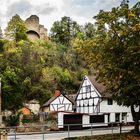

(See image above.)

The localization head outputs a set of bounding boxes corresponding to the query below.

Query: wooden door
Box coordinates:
[64,114,82,130]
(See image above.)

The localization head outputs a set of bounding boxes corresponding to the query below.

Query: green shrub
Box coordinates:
[22,115,39,123]
[6,114,19,126]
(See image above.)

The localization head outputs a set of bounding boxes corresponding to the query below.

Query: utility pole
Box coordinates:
[0,77,2,125]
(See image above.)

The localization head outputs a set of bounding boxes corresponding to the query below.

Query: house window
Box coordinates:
[115,113,120,122]
[86,85,91,93]
[108,114,110,123]
[90,115,104,123]
[122,113,127,123]
[108,99,113,105]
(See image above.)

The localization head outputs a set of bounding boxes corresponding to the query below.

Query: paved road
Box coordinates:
[8,126,133,140]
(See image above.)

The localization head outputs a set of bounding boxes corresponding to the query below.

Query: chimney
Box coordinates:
[54,89,61,97]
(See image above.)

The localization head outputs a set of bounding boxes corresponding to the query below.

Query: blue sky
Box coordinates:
[0,0,139,33]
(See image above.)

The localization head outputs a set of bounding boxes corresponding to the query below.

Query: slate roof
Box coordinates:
[87,76,111,98]
[42,93,74,107]
[42,96,58,107]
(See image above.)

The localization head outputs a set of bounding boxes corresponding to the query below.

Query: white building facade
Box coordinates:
[42,90,73,112]
[75,75,133,124]
[49,94,73,111]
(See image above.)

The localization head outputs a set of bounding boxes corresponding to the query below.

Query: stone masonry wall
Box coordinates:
[25,15,48,41]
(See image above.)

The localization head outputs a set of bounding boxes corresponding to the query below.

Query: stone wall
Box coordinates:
[25,15,48,41]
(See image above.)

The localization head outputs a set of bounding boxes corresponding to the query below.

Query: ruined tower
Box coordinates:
[25,15,48,41]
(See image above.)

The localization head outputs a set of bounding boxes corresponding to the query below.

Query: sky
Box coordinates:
[0,0,139,33]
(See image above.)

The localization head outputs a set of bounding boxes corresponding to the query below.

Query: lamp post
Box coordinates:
[0,78,2,125]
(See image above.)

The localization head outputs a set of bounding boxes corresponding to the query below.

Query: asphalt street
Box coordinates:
[8,126,134,140]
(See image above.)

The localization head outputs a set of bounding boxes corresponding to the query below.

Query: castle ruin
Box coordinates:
[25,15,48,41]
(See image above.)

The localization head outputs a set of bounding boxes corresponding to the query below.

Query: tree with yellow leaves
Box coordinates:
[74,0,140,134]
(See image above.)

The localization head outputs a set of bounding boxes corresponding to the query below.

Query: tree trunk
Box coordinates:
[131,105,140,135]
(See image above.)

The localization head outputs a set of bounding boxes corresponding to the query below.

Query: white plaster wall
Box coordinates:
[89,106,94,114]
[104,115,108,123]
[76,76,102,114]
[50,94,73,111]
[63,97,71,104]
[100,100,134,123]
[50,104,57,111]
[127,113,133,122]
[50,104,72,111]
[52,98,60,104]
[51,95,72,104]
[58,112,64,128]
[110,113,115,122]
[100,99,131,113]
[82,115,90,127]
[66,104,72,111]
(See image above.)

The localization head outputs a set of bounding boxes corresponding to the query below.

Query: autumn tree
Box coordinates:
[5,14,27,42]
[74,1,140,134]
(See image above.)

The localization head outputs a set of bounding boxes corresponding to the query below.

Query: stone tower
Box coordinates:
[25,15,48,41]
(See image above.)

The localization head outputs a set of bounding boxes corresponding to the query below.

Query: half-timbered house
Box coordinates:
[42,90,73,112]
[75,75,133,124]
[43,76,134,130]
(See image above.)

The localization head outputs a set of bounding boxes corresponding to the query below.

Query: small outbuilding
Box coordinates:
[18,106,32,115]
[42,90,74,112]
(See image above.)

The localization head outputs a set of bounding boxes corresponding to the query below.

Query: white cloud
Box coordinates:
[62,0,122,18]
[0,0,138,33]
